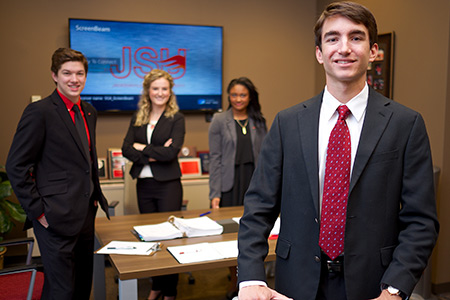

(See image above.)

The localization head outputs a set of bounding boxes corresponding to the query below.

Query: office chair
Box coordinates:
[0,237,44,300]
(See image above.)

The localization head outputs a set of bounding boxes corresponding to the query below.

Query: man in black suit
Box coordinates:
[237,2,439,300]
[6,48,109,299]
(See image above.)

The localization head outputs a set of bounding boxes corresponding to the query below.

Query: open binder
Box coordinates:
[133,215,224,242]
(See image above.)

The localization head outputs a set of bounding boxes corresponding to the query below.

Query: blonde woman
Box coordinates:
[122,69,185,300]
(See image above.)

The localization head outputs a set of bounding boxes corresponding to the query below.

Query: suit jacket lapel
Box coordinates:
[153,114,183,146]
[350,89,392,192]
[52,91,90,163]
[81,101,96,160]
[298,93,322,215]
[225,109,237,148]
[297,89,392,214]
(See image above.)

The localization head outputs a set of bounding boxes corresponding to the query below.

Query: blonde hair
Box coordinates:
[134,69,179,126]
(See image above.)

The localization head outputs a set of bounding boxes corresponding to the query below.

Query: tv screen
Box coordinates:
[69,18,223,113]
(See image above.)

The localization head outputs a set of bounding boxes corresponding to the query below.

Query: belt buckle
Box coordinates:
[326,259,343,273]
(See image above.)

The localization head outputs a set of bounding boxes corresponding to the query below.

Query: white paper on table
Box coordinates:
[167,240,238,264]
[95,241,158,255]
[211,240,238,258]
[232,217,280,236]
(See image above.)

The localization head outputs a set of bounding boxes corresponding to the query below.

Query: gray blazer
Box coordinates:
[237,88,439,300]
[208,109,267,200]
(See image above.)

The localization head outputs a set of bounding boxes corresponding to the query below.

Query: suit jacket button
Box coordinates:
[314,218,318,223]
[84,193,89,197]
[315,255,321,262]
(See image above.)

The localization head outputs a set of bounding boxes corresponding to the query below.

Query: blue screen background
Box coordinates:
[69,19,223,112]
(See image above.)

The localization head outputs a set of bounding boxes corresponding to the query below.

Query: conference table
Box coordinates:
[93,206,277,300]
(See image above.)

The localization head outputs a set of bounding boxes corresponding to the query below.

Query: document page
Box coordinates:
[210,240,238,258]
[167,240,238,264]
[233,217,280,236]
[96,241,158,255]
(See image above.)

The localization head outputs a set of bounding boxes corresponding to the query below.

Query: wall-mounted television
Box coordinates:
[69,18,223,113]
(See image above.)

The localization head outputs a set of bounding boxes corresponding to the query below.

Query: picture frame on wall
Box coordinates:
[367,32,395,98]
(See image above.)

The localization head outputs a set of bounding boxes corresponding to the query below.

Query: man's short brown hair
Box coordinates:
[51,48,88,74]
[314,1,378,50]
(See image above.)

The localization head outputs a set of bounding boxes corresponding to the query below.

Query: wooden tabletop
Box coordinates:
[95,206,276,280]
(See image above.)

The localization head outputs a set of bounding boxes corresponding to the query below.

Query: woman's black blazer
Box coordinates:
[122,112,185,181]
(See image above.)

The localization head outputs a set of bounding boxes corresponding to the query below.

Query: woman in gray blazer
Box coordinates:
[208,77,267,299]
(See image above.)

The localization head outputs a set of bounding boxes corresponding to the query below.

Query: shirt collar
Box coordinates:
[322,83,368,122]
[57,89,81,111]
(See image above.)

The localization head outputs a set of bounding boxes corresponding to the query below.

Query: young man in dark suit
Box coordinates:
[237,2,439,300]
[6,48,109,299]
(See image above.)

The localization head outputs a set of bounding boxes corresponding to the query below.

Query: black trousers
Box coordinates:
[151,274,179,297]
[137,177,182,296]
[137,178,182,212]
[316,253,347,300]
[33,203,97,300]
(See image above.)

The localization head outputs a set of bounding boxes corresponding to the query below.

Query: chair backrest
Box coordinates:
[0,238,44,300]
[0,266,44,300]
[123,161,140,215]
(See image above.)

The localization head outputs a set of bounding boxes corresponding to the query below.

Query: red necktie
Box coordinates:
[72,105,90,158]
[319,105,351,260]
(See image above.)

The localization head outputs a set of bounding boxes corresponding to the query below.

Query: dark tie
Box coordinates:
[72,105,90,159]
[319,105,351,260]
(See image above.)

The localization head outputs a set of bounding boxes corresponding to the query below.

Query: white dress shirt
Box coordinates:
[138,121,157,178]
[318,84,368,213]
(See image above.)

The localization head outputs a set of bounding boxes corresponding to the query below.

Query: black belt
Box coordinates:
[321,252,344,273]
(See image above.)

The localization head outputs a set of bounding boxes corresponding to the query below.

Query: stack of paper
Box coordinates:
[133,216,223,242]
[171,216,224,238]
[134,222,183,241]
